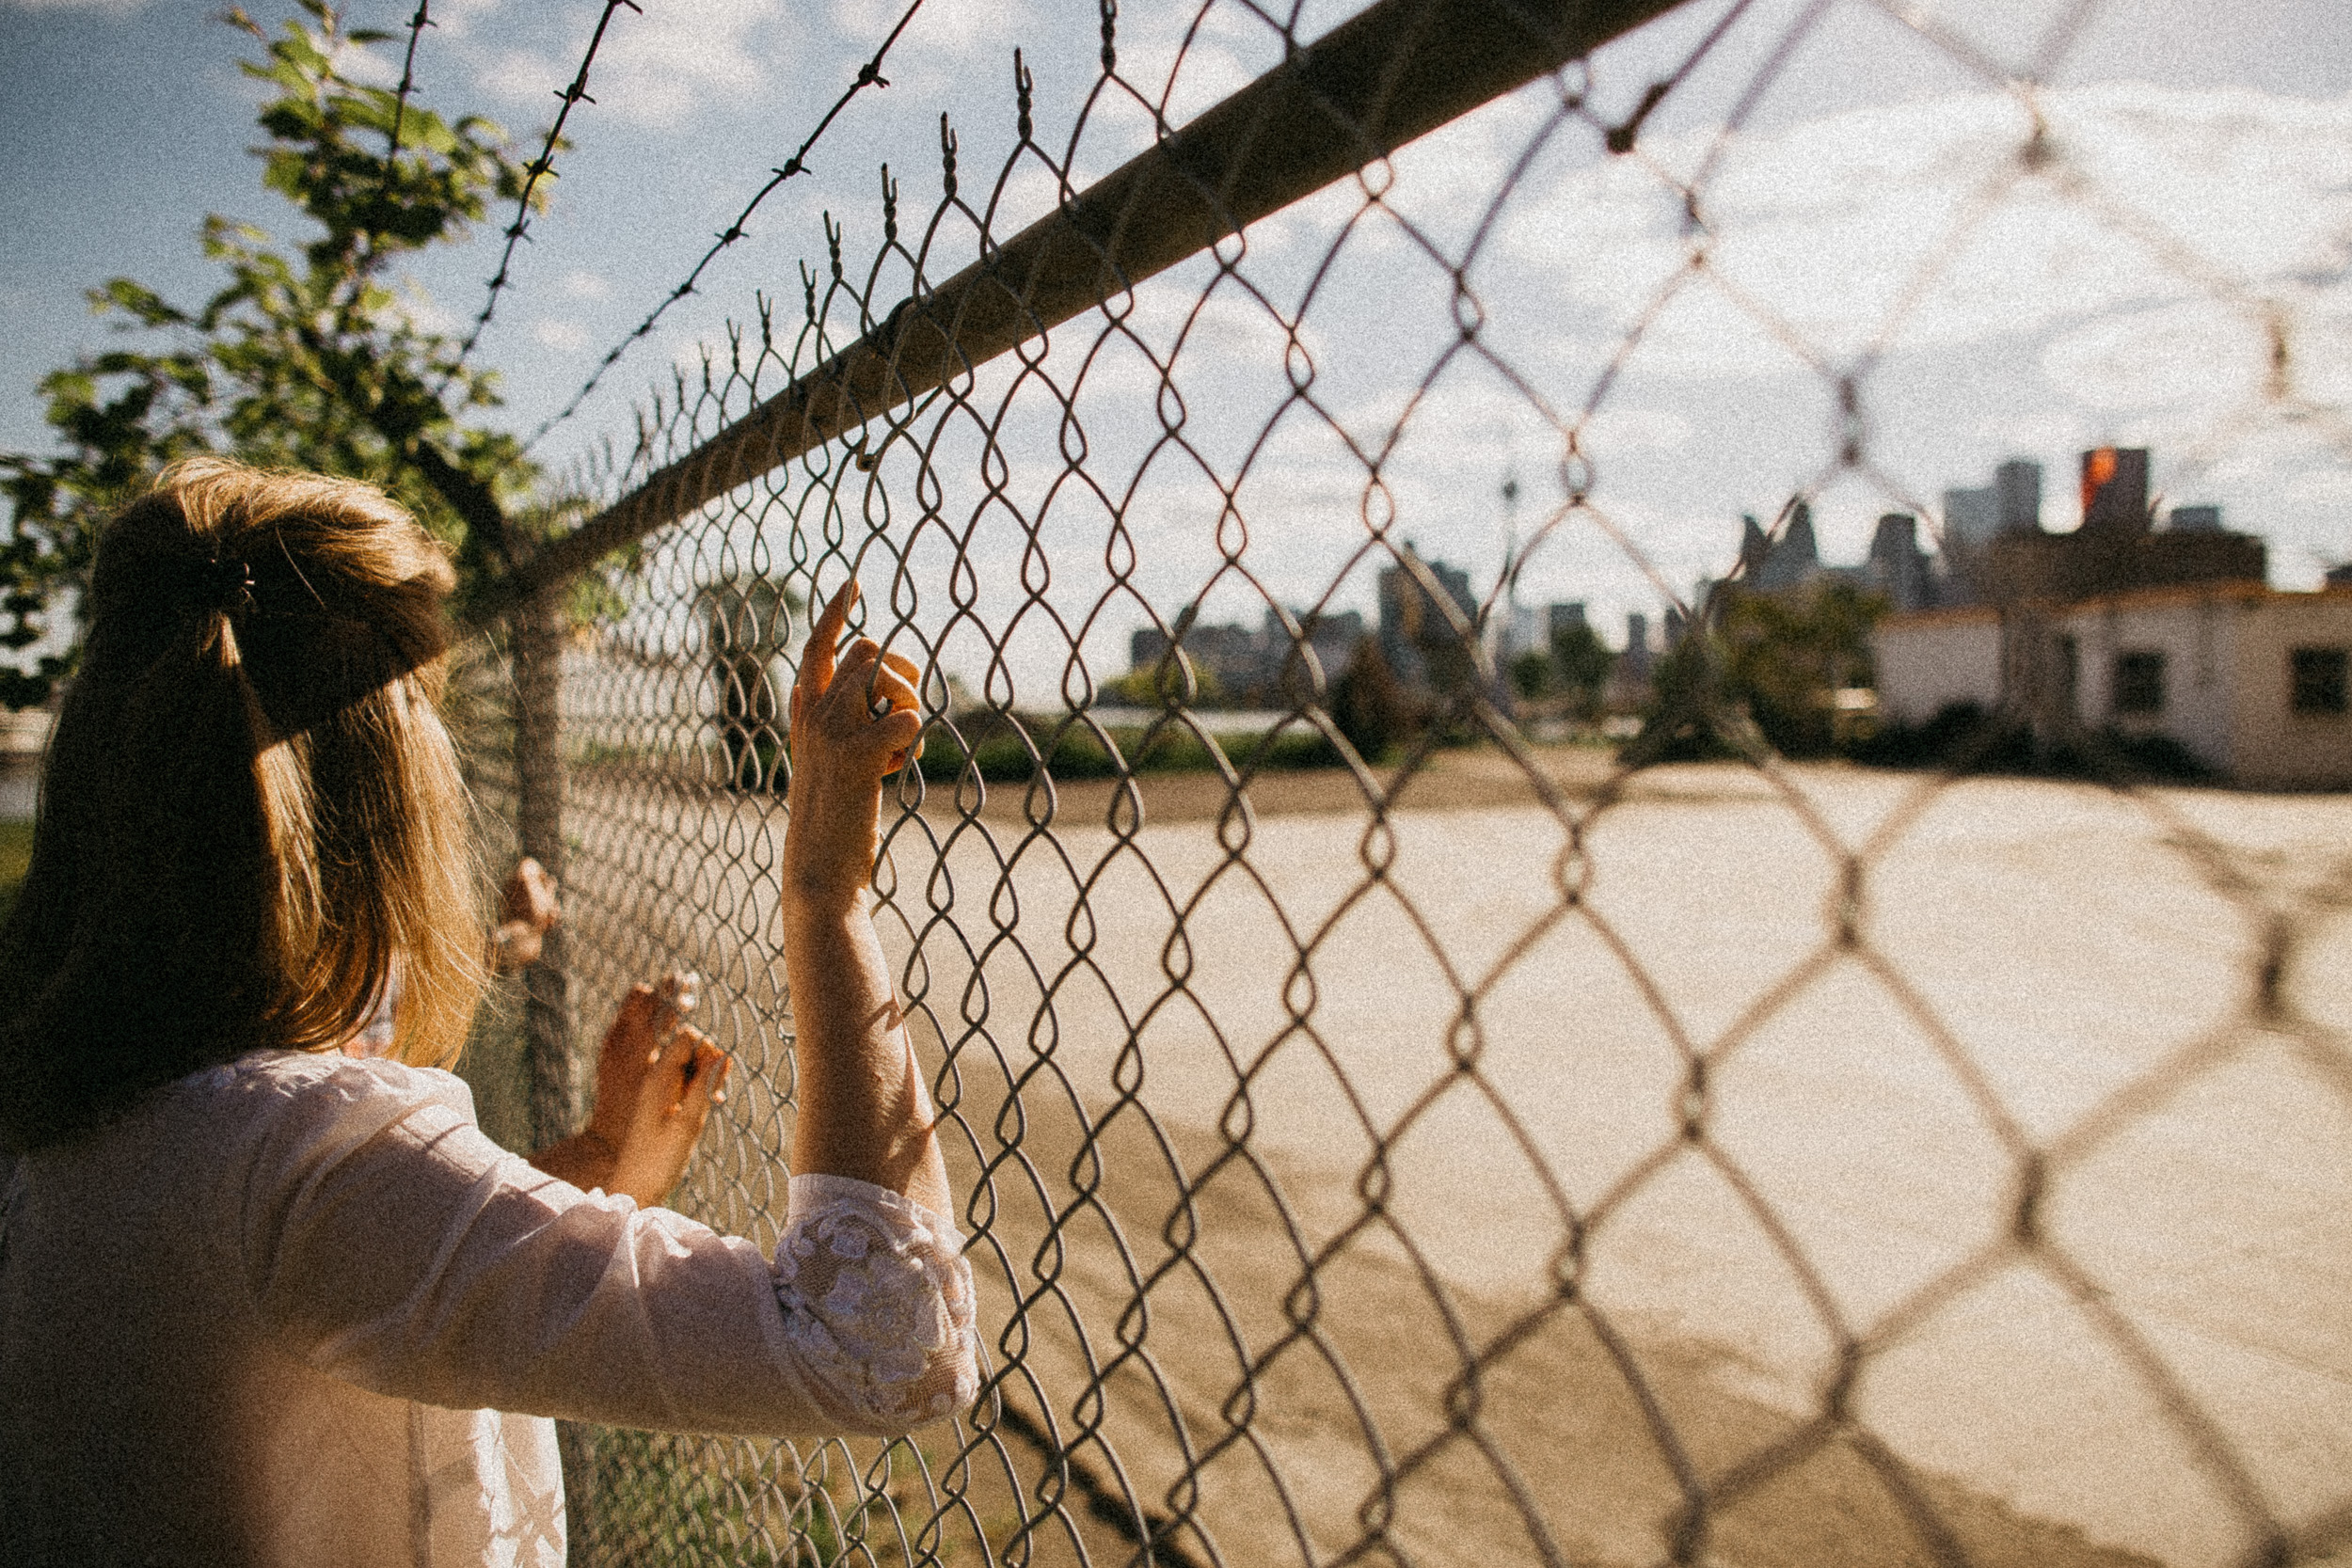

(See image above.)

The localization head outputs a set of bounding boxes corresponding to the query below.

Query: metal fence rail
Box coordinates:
[454,1,2352,1563]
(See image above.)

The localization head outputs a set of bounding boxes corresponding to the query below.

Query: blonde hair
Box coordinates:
[0,457,487,1149]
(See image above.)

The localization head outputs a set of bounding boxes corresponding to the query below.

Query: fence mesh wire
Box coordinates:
[454,1,2352,1562]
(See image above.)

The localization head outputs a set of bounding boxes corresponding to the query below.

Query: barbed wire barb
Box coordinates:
[438,0,644,392]
[521,0,936,452]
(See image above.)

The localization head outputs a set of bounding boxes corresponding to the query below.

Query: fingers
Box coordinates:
[654,1028,729,1117]
[805,638,924,760]
[880,709,925,775]
[689,1040,730,1112]
[796,579,858,718]
[505,857,560,931]
[644,971,700,1062]
[614,982,657,1032]
[790,582,930,778]
[795,583,925,711]
[834,640,919,719]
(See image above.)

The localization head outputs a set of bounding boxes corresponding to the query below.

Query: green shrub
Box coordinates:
[1851,702,2215,782]
[913,712,1343,786]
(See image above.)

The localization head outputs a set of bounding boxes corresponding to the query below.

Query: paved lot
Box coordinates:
[566,758,2352,1565]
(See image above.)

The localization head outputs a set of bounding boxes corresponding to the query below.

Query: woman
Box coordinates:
[0,458,975,1565]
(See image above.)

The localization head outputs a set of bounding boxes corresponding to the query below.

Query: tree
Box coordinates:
[1509,646,1555,702]
[1717,580,1882,757]
[0,2,552,707]
[1106,659,1224,709]
[1329,636,1413,764]
[1549,620,1615,721]
[1625,581,1885,764]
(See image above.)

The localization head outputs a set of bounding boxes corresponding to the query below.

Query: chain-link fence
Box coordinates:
[453,0,2352,1562]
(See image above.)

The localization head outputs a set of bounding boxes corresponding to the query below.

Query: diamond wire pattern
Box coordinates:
[454,2,2352,1564]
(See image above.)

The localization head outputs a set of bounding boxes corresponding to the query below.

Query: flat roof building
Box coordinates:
[1874,583,2352,788]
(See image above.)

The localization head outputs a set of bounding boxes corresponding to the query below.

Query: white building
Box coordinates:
[1874,583,2352,788]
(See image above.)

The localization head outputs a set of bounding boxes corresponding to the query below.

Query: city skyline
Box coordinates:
[3,1,2346,703]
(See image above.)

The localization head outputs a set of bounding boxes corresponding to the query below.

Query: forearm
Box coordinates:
[528,1130,616,1192]
[780,896,952,1220]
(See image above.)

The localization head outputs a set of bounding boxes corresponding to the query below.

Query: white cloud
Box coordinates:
[2286,467,2352,509]
[471,0,797,131]
[558,269,612,300]
[1967,405,2090,459]
[425,0,501,40]
[2,0,146,10]
[594,0,785,129]
[2039,299,2269,413]
[1495,82,2352,388]
[474,47,561,107]
[1576,406,1694,457]
[390,292,461,338]
[533,319,590,351]
[840,0,1027,65]
[330,35,400,89]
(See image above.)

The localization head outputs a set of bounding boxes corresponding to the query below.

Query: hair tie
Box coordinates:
[201,555,255,614]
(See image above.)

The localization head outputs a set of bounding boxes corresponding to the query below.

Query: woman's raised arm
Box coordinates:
[778,580,951,1219]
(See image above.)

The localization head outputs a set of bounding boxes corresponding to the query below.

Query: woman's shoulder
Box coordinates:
[163,1048,479,1139]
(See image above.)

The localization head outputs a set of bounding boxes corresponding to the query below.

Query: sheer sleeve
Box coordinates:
[224,1053,978,1438]
[772,1174,979,1431]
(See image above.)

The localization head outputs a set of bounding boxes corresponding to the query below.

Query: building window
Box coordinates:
[2112,650,2166,715]
[2292,647,2348,715]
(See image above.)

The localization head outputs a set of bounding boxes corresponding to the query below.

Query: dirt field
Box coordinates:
[560,750,2352,1567]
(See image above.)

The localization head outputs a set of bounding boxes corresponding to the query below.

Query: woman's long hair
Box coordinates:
[0,457,486,1150]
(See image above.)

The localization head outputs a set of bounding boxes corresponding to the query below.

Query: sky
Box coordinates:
[3,0,2348,690]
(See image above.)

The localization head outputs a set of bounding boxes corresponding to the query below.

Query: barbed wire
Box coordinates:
[382,0,432,169]
[439,0,644,388]
[1600,0,1754,154]
[520,0,934,453]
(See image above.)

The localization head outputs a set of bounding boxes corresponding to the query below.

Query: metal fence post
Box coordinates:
[511,591,579,1147]
[513,592,607,1560]
[510,590,604,1550]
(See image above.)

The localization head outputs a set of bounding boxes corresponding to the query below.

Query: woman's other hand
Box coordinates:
[530,972,730,1208]
[488,857,560,973]
[783,580,924,920]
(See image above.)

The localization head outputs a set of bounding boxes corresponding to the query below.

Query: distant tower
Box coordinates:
[1994,459,2043,534]
[1751,500,1820,592]
[1623,612,1652,684]
[2080,448,2152,534]
[1867,513,1930,611]
[1943,486,1997,547]
[1739,514,1772,579]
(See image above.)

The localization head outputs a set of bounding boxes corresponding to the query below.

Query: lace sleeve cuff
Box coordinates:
[771,1173,979,1433]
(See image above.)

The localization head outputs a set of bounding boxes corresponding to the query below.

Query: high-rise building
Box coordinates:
[2169,504,2222,533]
[1943,486,1997,547]
[1376,543,1478,693]
[1994,459,2043,534]
[1750,501,1821,592]
[2080,447,2152,534]
[1622,612,1652,683]
[1507,603,1545,658]
[1866,513,1931,611]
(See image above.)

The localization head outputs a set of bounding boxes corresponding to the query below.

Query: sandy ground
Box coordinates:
[545,750,2352,1568]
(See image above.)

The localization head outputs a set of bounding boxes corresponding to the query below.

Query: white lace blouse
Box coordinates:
[0,1050,980,1568]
